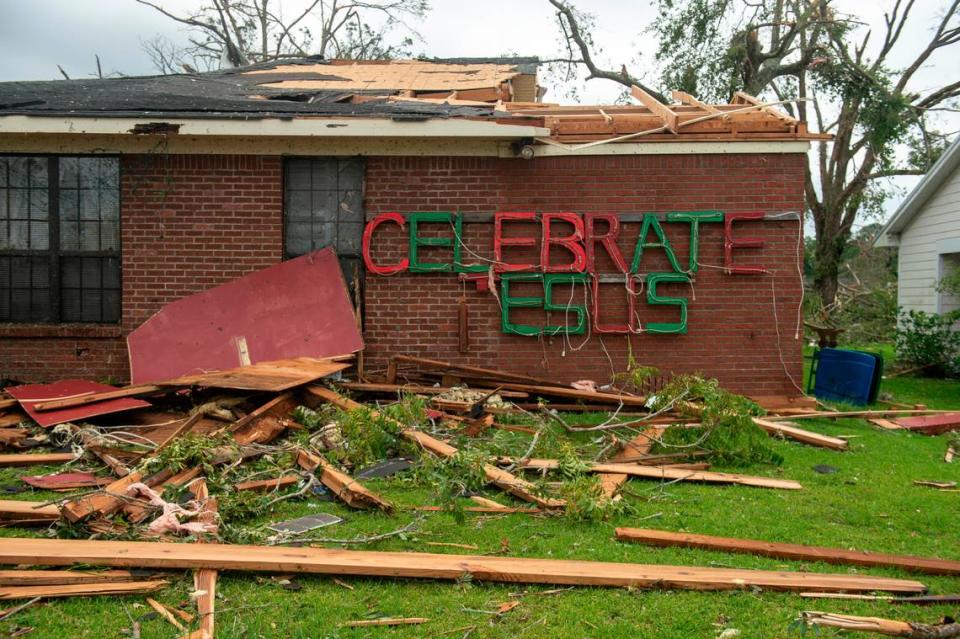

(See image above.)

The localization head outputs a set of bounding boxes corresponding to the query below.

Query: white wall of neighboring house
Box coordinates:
[895,166,960,314]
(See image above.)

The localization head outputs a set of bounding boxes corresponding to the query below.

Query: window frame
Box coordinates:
[281,156,366,292]
[0,153,122,325]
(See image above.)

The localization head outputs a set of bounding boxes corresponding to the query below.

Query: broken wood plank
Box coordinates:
[800,592,960,606]
[339,382,528,398]
[147,597,186,631]
[296,450,392,512]
[153,413,205,455]
[0,500,60,524]
[234,476,299,493]
[21,472,112,492]
[30,385,162,412]
[799,611,959,638]
[0,415,27,429]
[60,471,144,523]
[600,427,664,500]
[0,580,167,600]
[752,418,848,451]
[0,453,76,467]
[869,418,904,430]
[340,618,429,628]
[412,506,543,514]
[481,382,648,407]
[0,537,925,593]
[513,459,802,490]
[469,496,512,511]
[615,528,960,576]
[190,479,217,639]
[391,354,564,387]
[766,409,957,421]
[226,392,294,433]
[159,358,349,392]
[305,386,562,508]
[0,569,145,586]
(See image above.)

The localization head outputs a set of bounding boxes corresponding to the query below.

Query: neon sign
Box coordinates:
[362,212,765,336]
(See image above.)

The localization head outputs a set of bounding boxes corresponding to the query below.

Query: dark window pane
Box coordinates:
[286,190,311,220]
[338,222,363,255]
[311,221,336,249]
[286,160,312,190]
[59,157,79,187]
[8,158,28,187]
[60,287,81,321]
[102,257,120,289]
[29,158,48,188]
[30,221,49,251]
[8,221,29,249]
[80,221,100,251]
[100,221,119,251]
[339,190,363,222]
[29,189,48,220]
[310,159,338,190]
[80,189,100,220]
[102,289,120,322]
[9,189,28,219]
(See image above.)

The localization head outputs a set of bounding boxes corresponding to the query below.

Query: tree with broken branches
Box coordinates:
[136,0,429,72]
[548,0,960,309]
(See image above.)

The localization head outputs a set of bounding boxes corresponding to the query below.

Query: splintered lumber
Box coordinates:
[412,506,543,514]
[469,496,512,511]
[158,357,350,392]
[226,392,294,433]
[800,611,960,638]
[871,418,904,430]
[0,453,76,467]
[0,500,60,524]
[614,528,960,576]
[60,471,144,523]
[234,476,299,493]
[766,409,957,421]
[514,459,802,490]
[147,597,186,631]
[0,570,145,586]
[391,354,565,387]
[483,382,648,407]
[601,428,664,499]
[305,386,564,508]
[339,382,529,399]
[0,537,926,593]
[752,417,849,451]
[800,592,960,606]
[30,385,162,412]
[296,450,392,512]
[340,618,428,628]
[0,580,167,600]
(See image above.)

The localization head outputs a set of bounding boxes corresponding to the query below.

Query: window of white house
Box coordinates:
[939,251,960,314]
[0,156,121,323]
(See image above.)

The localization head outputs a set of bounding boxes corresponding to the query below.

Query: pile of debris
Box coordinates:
[3,350,960,636]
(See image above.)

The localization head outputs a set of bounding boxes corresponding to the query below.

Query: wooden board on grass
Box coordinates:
[0,537,926,594]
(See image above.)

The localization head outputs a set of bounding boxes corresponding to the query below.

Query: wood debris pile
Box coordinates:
[1,353,958,637]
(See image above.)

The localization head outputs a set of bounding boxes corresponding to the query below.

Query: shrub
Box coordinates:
[894,309,960,377]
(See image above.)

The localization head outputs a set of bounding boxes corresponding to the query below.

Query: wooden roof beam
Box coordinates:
[732,91,792,122]
[671,90,725,119]
[630,85,678,133]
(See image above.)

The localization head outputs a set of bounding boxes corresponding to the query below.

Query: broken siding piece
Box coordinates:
[0,500,60,524]
[0,537,925,593]
[615,528,960,576]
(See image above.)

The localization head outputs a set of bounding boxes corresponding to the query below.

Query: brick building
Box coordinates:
[0,58,819,395]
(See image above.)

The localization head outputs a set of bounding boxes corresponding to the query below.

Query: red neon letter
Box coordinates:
[541,212,586,273]
[591,275,638,334]
[494,212,539,272]
[362,212,409,275]
[584,213,628,274]
[724,212,766,275]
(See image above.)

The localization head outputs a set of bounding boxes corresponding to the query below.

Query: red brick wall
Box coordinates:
[362,155,806,396]
[0,154,283,383]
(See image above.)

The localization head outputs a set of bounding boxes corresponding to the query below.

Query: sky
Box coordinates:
[1,0,958,220]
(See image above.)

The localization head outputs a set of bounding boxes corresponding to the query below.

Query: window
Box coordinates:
[939,252,960,314]
[0,156,120,323]
[283,157,364,287]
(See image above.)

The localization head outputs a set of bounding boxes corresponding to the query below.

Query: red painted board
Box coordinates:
[7,380,152,428]
[127,248,363,384]
[895,413,960,435]
[22,472,113,490]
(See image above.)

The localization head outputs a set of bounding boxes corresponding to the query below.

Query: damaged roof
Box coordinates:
[0,57,826,146]
[0,57,540,120]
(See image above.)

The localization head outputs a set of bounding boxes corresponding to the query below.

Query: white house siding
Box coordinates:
[897,166,960,314]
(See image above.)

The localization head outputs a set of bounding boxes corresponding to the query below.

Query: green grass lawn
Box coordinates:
[2,359,959,639]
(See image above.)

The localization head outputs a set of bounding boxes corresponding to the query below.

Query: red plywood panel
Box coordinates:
[895,413,960,435]
[127,248,363,384]
[7,380,152,427]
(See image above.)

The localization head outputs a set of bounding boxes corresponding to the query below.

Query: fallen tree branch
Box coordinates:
[801,611,960,638]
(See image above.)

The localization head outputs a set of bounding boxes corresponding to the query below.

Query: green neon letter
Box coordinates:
[629,214,683,274]
[453,213,489,274]
[501,273,545,336]
[646,272,690,334]
[666,210,724,273]
[543,273,588,335]
[409,212,454,272]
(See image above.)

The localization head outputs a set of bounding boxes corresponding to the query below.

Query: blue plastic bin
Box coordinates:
[807,348,883,405]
